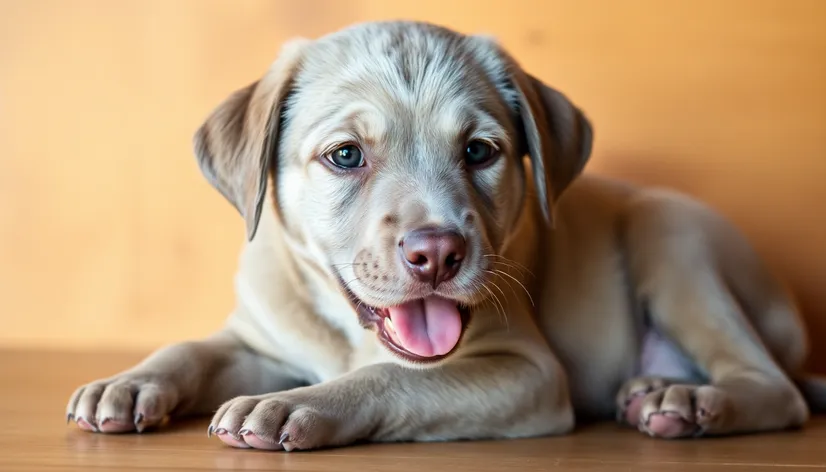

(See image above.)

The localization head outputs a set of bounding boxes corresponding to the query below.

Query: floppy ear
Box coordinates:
[193,39,309,241]
[509,69,594,226]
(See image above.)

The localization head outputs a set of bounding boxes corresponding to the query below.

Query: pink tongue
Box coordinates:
[387,296,462,358]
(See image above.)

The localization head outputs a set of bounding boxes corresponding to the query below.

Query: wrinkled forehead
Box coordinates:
[285,25,516,155]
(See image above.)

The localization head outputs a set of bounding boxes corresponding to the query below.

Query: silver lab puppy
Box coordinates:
[67,20,825,450]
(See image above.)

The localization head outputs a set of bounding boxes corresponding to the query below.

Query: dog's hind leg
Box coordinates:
[618,189,809,438]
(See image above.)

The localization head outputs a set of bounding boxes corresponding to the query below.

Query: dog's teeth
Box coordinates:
[384,317,402,344]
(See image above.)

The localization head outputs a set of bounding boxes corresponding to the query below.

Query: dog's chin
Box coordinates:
[339,283,472,364]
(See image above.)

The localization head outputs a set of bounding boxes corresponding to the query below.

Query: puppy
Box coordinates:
[67,20,825,450]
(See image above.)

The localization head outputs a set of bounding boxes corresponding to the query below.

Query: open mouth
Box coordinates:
[339,282,471,362]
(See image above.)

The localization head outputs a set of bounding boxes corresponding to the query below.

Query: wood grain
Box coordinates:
[0,1,824,370]
[2,349,826,471]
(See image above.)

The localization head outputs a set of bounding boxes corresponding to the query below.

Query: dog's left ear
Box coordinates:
[469,35,593,225]
[510,70,594,226]
[193,38,309,241]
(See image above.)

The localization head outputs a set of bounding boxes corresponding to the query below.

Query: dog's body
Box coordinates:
[67,21,822,450]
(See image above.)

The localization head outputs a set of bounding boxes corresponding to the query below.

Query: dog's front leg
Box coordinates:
[66,329,304,434]
[210,350,573,451]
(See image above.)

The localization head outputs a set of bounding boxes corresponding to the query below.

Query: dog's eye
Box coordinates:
[328,144,365,169]
[465,140,497,167]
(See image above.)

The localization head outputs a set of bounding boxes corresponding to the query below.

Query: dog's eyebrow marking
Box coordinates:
[439,106,512,153]
[346,110,387,148]
[300,104,388,160]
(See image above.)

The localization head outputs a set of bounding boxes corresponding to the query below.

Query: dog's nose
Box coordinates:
[399,228,466,288]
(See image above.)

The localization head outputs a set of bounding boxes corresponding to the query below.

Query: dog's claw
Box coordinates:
[279,432,289,444]
[76,416,98,432]
[207,425,214,438]
[239,428,250,436]
[66,413,74,425]
[134,414,146,433]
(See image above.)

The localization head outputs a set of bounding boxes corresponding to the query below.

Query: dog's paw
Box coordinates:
[209,393,344,452]
[633,384,731,439]
[66,373,178,434]
[616,376,675,427]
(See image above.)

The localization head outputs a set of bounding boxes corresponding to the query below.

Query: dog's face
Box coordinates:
[194,21,592,364]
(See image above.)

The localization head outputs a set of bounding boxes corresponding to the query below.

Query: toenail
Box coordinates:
[207,425,214,437]
[66,413,74,424]
[239,429,251,436]
[134,413,144,425]
[77,417,98,432]
[279,432,289,444]
[214,428,227,435]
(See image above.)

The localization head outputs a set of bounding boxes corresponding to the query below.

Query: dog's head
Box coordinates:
[194,21,592,364]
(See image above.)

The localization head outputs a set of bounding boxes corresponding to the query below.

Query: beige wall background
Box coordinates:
[1,0,824,369]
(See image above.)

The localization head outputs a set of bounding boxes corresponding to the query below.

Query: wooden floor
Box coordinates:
[3,350,826,471]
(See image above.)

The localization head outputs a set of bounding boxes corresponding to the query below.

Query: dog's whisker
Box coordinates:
[486,276,510,310]
[492,269,534,307]
[486,269,520,306]
[482,254,534,277]
[465,280,484,306]
[486,260,528,278]
[480,283,507,329]
[466,278,488,308]
[331,262,358,268]
[488,262,531,280]
[481,277,509,330]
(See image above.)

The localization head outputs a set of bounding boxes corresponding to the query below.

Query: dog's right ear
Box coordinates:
[193,38,309,241]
